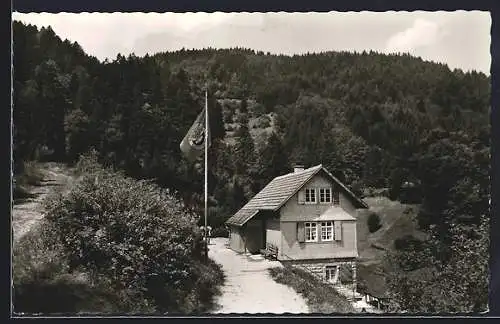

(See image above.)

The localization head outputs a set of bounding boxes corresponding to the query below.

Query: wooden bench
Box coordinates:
[260,243,279,260]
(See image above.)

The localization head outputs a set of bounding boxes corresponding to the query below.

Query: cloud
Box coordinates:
[385,18,444,53]
[12,11,490,74]
[11,12,235,59]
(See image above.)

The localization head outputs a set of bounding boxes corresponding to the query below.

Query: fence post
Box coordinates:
[352,261,357,301]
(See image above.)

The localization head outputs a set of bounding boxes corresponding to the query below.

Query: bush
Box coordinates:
[211,227,229,238]
[75,149,102,175]
[13,220,150,315]
[367,212,382,233]
[13,221,69,288]
[37,154,224,314]
[252,115,271,129]
[393,235,423,251]
[350,180,365,199]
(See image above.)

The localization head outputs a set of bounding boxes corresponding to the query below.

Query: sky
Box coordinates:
[12,11,491,74]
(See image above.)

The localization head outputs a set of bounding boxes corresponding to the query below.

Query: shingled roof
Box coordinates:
[225,164,368,227]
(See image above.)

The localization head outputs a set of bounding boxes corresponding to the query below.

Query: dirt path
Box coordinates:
[208,238,310,314]
[12,162,76,244]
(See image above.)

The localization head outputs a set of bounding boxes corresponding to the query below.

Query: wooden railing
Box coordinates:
[260,242,279,259]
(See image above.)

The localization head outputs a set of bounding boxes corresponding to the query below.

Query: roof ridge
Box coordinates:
[274,164,322,179]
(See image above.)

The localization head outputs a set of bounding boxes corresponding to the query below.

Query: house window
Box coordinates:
[325,265,339,283]
[319,188,332,203]
[305,188,316,204]
[305,222,318,242]
[321,221,334,241]
[333,190,340,205]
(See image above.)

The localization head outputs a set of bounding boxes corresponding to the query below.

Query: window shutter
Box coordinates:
[334,222,342,241]
[297,222,305,242]
[298,190,305,204]
[333,190,340,205]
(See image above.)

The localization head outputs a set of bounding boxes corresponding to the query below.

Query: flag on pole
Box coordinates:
[179,107,210,162]
[181,90,210,262]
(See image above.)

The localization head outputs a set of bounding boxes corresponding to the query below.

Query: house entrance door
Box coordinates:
[326,266,339,284]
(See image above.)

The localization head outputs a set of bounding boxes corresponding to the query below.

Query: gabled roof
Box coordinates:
[225,164,368,227]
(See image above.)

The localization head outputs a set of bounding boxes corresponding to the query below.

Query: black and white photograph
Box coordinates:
[11,10,491,315]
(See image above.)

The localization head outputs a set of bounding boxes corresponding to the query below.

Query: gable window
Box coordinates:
[319,188,332,203]
[305,188,316,204]
[321,221,334,241]
[305,222,318,242]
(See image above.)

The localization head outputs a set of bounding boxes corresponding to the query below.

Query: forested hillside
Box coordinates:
[13,21,490,312]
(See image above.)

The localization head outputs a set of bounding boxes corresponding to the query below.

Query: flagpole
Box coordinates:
[204,88,209,263]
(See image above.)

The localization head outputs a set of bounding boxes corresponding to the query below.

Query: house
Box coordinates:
[225,164,369,289]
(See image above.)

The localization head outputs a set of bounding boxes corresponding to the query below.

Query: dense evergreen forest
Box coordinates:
[13,21,490,312]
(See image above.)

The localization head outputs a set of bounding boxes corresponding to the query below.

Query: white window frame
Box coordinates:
[305,188,317,204]
[325,265,339,283]
[305,222,318,242]
[321,221,334,241]
[319,188,332,204]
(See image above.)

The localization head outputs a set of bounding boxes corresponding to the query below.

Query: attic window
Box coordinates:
[319,188,332,203]
[305,188,316,204]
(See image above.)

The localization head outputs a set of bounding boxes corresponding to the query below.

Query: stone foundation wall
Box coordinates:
[283,259,357,292]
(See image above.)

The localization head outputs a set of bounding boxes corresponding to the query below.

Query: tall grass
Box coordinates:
[13,161,45,202]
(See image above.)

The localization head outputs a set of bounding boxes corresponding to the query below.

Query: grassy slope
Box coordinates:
[356,196,427,297]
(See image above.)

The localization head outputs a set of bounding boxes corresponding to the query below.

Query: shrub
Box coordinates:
[74,148,102,175]
[393,235,423,251]
[13,221,69,288]
[251,115,271,129]
[258,115,271,128]
[367,212,382,233]
[388,168,405,201]
[211,227,229,238]
[350,180,365,199]
[13,221,137,314]
[39,154,223,314]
